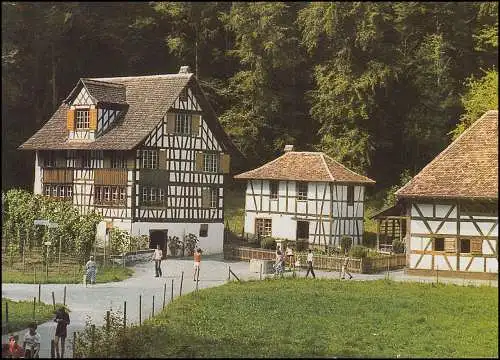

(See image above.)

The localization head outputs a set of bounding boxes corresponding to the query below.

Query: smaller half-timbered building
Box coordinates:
[396,110,498,279]
[234,146,375,248]
[20,66,240,254]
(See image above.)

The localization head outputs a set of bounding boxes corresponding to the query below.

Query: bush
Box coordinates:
[295,241,308,252]
[260,236,276,250]
[392,239,406,254]
[340,236,353,254]
[349,245,369,258]
[168,236,182,256]
[183,233,199,256]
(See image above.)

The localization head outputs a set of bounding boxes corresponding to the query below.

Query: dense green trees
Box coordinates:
[2,2,498,192]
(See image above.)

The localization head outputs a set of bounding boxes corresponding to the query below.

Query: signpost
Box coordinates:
[35,220,59,277]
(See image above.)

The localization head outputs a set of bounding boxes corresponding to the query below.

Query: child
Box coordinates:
[3,335,24,358]
[193,248,202,281]
[23,322,41,358]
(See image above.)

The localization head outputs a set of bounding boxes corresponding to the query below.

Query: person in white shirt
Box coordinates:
[305,249,316,278]
[286,245,294,270]
[341,255,353,279]
[152,244,163,277]
[23,322,41,358]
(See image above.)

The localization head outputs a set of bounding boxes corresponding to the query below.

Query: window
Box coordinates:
[434,237,445,251]
[175,113,191,134]
[297,221,309,239]
[75,109,90,130]
[270,181,279,200]
[199,224,208,238]
[210,188,218,208]
[255,218,272,238]
[347,185,354,205]
[204,153,218,173]
[43,185,73,200]
[297,182,308,201]
[460,238,471,254]
[141,150,158,169]
[43,151,56,167]
[112,153,127,168]
[142,186,166,206]
[94,186,126,206]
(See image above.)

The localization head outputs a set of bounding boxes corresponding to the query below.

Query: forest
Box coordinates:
[2,2,498,193]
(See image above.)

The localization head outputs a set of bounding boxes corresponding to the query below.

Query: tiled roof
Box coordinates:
[396,110,498,200]
[234,151,375,184]
[19,73,241,155]
[81,79,127,105]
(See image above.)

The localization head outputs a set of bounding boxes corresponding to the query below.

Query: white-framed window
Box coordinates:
[104,187,111,201]
[204,153,218,173]
[141,150,158,169]
[175,113,191,134]
[255,218,272,238]
[120,187,127,201]
[142,186,166,206]
[112,187,119,201]
[270,181,279,200]
[43,185,73,200]
[75,109,90,130]
[297,181,308,201]
[150,187,157,203]
[210,188,218,208]
[158,188,165,203]
[94,186,126,205]
[111,153,126,168]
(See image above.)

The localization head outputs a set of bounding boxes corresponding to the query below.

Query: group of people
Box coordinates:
[274,245,353,280]
[152,244,203,281]
[3,307,70,359]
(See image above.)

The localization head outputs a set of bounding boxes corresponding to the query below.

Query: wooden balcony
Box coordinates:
[94,168,128,185]
[43,169,73,184]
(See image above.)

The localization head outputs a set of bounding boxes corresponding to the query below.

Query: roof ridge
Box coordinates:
[396,110,497,196]
[92,73,193,82]
[319,153,335,181]
[322,153,374,182]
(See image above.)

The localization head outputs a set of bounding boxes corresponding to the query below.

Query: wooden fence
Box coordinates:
[223,246,406,274]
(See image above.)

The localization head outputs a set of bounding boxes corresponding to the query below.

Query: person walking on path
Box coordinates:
[305,249,316,279]
[341,255,353,279]
[152,244,163,278]
[85,256,97,286]
[274,249,284,277]
[193,248,202,281]
[286,245,294,271]
[53,307,70,358]
[23,322,41,358]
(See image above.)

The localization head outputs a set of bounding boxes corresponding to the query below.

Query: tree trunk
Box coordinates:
[52,44,57,111]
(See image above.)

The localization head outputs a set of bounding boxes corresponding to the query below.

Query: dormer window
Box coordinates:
[76,109,90,130]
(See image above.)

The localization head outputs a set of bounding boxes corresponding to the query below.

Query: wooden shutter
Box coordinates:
[67,109,75,130]
[159,149,168,170]
[166,113,176,133]
[220,153,230,174]
[444,238,456,253]
[195,152,204,171]
[202,188,210,209]
[191,114,201,136]
[471,239,482,254]
[89,108,98,130]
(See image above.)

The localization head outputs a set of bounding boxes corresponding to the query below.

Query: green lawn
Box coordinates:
[100,279,498,358]
[2,265,134,284]
[1,298,67,334]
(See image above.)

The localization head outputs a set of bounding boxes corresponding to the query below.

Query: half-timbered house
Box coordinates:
[396,110,498,279]
[234,146,375,248]
[20,66,240,254]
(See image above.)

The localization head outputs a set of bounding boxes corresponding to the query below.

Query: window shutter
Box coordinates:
[195,152,204,171]
[166,113,176,133]
[444,238,456,253]
[89,109,98,130]
[220,153,230,174]
[67,109,75,130]
[202,188,210,209]
[471,239,482,254]
[191,114,201,136]
[159,150,168,170]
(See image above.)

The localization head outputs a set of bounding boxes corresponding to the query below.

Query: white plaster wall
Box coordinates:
[459,222,481,236]
[435,221,457,235]
[412,204,433,217]
[485,258,498,273]
[435,255,457,271]
[409,254,432,269]
[411,220,430,234]
[483,239,496,255]
[410,237,430,251]
[435,204,456,218]
[459,257,473,272]
[34,151,43,195]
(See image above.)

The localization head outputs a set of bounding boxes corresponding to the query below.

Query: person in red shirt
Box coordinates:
[193,248,202,281]
[2,335,25,358]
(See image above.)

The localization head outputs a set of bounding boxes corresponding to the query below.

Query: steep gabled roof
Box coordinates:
[19,73,242,156]
[396,110,498,200]
[234,151,375,184]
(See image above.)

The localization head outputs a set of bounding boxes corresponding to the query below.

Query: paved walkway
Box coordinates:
[2,255,497,358]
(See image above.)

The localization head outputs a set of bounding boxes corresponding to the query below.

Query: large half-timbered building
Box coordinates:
[234,147,375,248]
[396,110,498,279]
[20,66,240,254]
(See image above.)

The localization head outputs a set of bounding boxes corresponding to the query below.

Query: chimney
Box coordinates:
[178,65,191,74]
[284,144,294,152]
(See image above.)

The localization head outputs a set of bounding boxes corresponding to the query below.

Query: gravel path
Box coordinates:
[2,255,496,358]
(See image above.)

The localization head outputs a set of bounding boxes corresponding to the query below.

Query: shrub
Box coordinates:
[349,245,369,258]
[340,236,353,254]
[392,239,406,254]
[260,236,276,250]
[183,233,199,256]
[168,236,182,256]
[295,241,308,252]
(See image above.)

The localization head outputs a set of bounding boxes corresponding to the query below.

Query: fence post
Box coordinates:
[163,283,166,308]
[228,266,231,281]
[73,331,77,358]
[106,310,110,333]
[123,301,127,329]
[63,286,67,306]
[52,291,56,311]
[5,301,9,332]
[260,263,262,280]
[38,283,41,304]
[33,297,36,320]
[152,295,155,317]
[171,279,174,302]
[195,267,200,291]
[179,271,184,296]
[139,295,142,325]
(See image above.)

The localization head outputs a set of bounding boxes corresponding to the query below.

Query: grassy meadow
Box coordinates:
[98,279,497,358]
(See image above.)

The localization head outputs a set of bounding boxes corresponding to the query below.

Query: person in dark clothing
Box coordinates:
[53,307,70,358]
[305,249,316,278]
